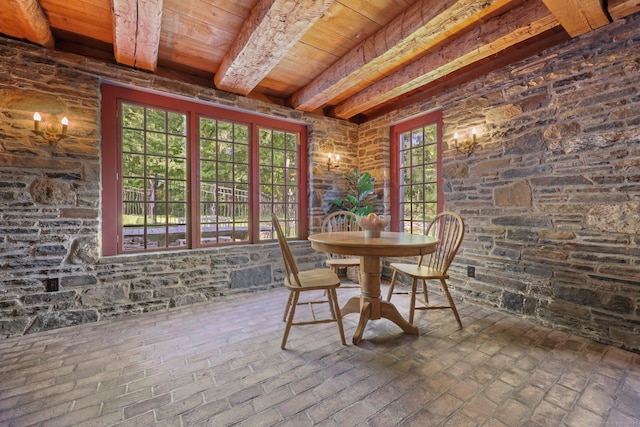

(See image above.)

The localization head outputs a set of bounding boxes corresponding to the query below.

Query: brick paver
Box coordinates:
[0,282,638,426]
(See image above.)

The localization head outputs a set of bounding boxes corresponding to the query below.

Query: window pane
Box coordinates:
[168,135,186,157]
[424,125,437,143]
[234,124,248,143]
[397,118,440,233]
[411,130,423,147]
[218,142,233,162]
[234,142,248,164]
[146,156,166,177]
[218,121,233,141]
[124,153,144,177]
[123,104,144,128]
[168,112,185,135]
[200,119,216,139]
[146,109,166,132]
[199,117,256,245]
[259,128,271,146]
[123,129,144,152]
[259,127,298,240]
[285,133,297,151]
[168,180,186,202]
[121,103,187,252]
[147,132,165,155]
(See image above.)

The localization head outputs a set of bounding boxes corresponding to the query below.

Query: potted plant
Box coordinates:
[328,169,377,215]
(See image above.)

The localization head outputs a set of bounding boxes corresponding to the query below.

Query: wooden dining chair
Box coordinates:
[321,211,362,286]
[385,211,465,327]
[272,215,346,349]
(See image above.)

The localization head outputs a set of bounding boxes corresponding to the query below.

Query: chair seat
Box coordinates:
[389,263,448,280]
[285,269,341,291]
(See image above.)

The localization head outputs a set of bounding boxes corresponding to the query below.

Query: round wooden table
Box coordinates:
[308,231,439,344]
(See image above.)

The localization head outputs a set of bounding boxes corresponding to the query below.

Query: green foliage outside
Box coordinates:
[329,169,377,215]
[120,103,299,247]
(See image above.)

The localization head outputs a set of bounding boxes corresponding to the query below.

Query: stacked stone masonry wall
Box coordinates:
[359,13,640,352]
[0,12,639,352]
[0,39,356,337]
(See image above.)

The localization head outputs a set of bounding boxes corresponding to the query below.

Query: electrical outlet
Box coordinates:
[46,278,59,292]
[467,266,475,278]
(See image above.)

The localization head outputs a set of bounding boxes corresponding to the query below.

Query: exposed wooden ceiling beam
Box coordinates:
[331,0,559,120]
[214,0,335,96]
[0,0,54,48]
[540,0,610,37]
[292,0,525,113]
[358,27,570,122]
[608,0,640,20]
[112,0,164,71]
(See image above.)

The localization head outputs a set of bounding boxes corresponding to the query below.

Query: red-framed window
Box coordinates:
[390,111,444,233]
[101,83,308,256]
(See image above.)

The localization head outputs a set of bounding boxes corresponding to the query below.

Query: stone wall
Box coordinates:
[0,38,356,337]
[1,12,639,352]
[358,13,640,352]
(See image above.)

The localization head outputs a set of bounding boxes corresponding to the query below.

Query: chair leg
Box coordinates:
[282,291,300,349]
[386,270,398,302]
[421,279,429,304]
[440,278,463,328]
[328,288,347,345]
[283,290,294,322]
[409,278,419,325]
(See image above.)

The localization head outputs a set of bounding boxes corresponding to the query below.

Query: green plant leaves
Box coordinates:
[328,169,377,215]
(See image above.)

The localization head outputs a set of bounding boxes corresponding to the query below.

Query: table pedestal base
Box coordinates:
[341,296,419,345]
[309,232,438,345]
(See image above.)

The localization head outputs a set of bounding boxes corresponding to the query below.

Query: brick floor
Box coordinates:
[0,281,638,426]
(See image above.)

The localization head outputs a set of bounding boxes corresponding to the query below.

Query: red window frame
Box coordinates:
[101,83,308,256]
[389,110,444,232]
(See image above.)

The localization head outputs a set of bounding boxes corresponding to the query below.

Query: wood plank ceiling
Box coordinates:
[2,0,639,122]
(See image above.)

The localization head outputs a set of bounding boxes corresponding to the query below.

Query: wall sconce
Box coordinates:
[33,112,68,142]
[327,152,339,171]
[454,128,479,156]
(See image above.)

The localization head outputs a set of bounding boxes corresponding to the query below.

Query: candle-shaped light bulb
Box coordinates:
[328,153,332,159]
[453,132,459,143]
[34,112,41,132]
[335,154,340,161]
[61,117,68,135]
[471,128,477,143]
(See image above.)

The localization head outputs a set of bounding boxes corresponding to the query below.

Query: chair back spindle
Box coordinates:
[321,211,362,286]
[323,211,360,232]
[419,212,464,275]
[272,215,302,287]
